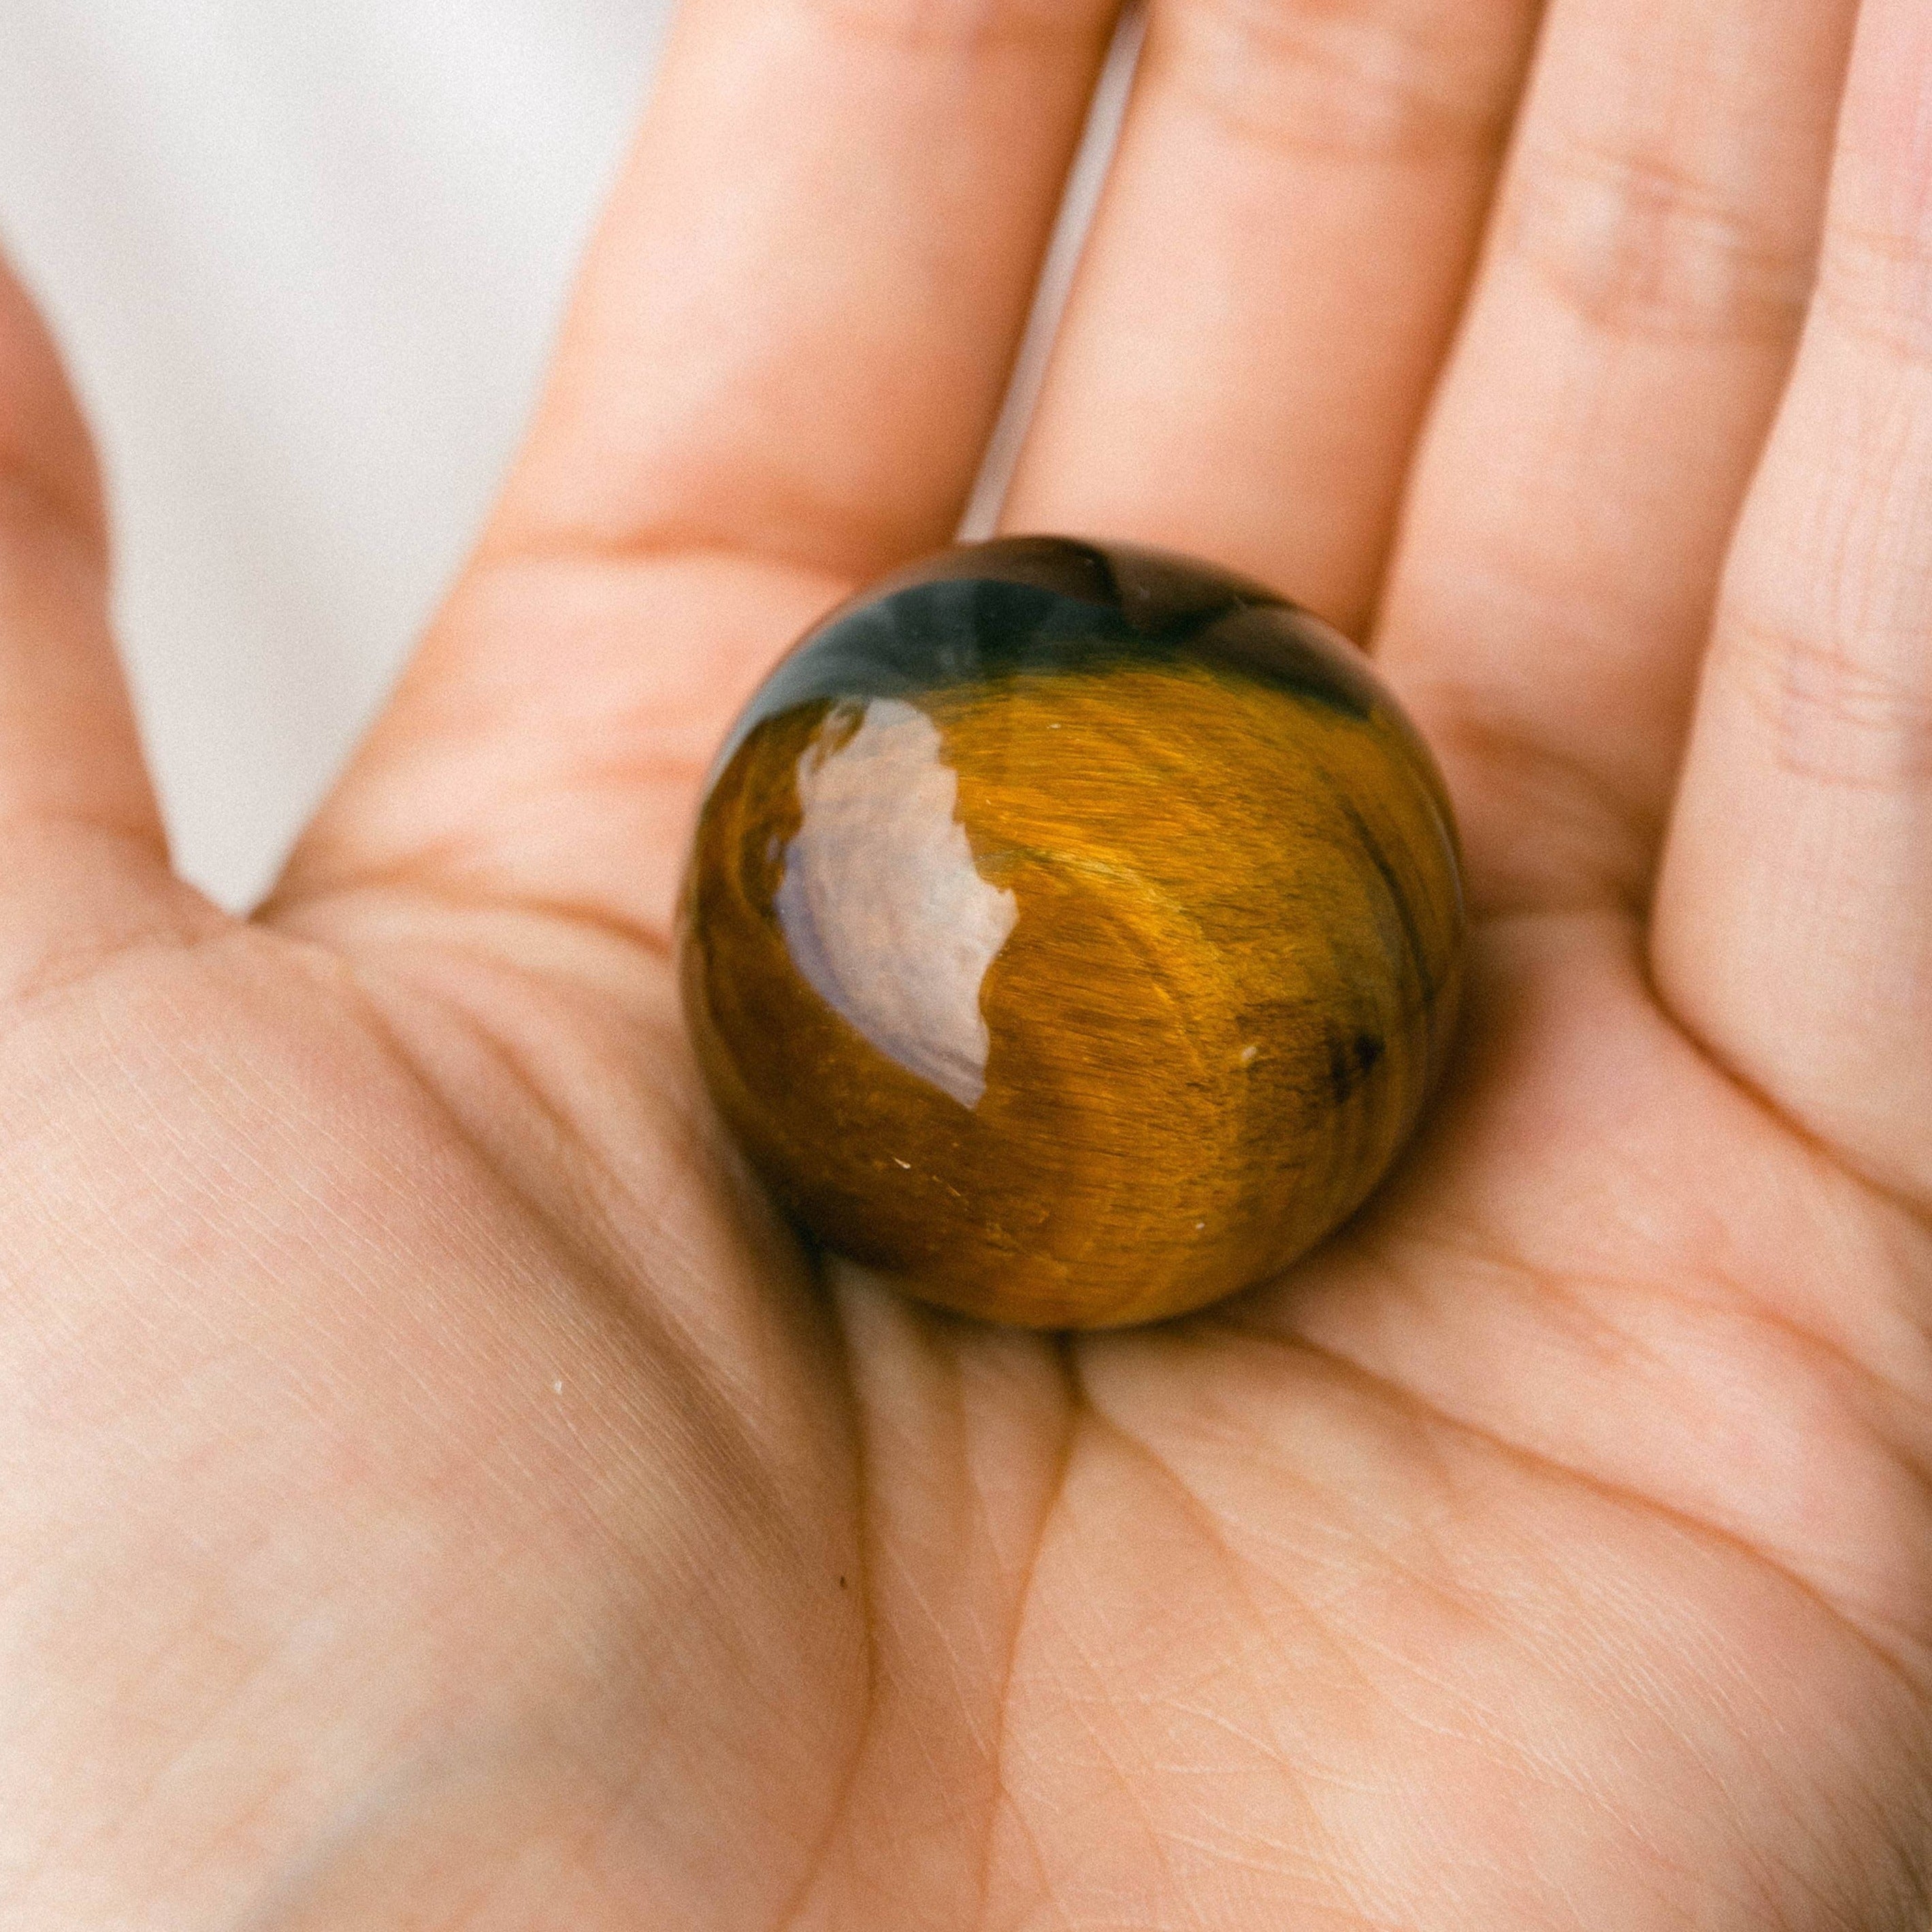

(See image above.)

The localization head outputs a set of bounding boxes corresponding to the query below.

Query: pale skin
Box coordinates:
[3,0,1931,1921]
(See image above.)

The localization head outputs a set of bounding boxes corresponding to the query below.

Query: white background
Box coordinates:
[0,1,675,906]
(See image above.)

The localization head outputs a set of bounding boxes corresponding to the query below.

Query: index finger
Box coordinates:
[491,0,1125,579]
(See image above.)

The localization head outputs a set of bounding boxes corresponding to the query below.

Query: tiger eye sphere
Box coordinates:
[678,536,1464,1329]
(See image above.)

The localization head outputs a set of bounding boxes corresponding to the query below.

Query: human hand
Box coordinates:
[4,0,1929,1922]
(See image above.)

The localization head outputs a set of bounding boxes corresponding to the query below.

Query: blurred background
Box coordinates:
[0,1,674,906]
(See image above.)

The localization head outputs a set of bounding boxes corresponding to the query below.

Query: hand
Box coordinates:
[5,0,1930,1922]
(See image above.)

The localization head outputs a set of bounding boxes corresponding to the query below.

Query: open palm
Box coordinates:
[5,0,1931,1923]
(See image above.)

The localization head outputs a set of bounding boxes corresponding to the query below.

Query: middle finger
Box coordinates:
[1003,0,1544,638]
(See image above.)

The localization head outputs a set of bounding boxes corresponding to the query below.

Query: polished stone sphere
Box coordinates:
[678,536,1464,1328]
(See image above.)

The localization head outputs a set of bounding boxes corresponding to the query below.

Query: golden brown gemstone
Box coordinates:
[678,536,1464,1328]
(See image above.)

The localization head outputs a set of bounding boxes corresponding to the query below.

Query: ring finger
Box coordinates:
[1656,0,1932,1211]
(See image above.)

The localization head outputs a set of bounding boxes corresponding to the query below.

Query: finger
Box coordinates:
[0,253,158,851]
[281,0,1123,936]
[1655,0,1932,1209]
[1002,0,1543,637]
[1373,0,1855,914]
[0,255,182,1000]
[489,0,1124,578]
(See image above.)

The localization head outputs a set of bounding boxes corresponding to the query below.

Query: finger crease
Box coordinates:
[1814,220,1932,373]
[1153,0,1536,165]
[1503,135,1818,346]
[1717,617,1932,793]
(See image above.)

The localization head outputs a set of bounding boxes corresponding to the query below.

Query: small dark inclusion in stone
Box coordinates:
[680,535,1465,1330]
